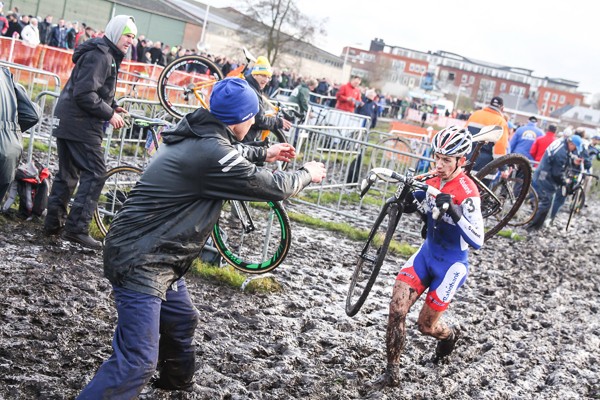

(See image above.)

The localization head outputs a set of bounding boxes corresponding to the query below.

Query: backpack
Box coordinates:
[2,160,51,219]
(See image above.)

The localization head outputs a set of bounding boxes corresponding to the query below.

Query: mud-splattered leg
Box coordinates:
[386,280,422,365]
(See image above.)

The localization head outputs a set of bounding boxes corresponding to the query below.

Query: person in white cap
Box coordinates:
[43,15,137,249]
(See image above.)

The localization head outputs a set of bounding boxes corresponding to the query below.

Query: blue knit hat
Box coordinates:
[210,78,259,125]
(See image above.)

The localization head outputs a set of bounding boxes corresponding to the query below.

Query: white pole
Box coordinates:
[200,5,210,45]
[341,46,350,82]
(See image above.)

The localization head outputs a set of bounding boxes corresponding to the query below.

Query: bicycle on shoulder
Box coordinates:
[157,48,291,163]
[370,125,534,240]
[345,126,533,316]
[345,167,447,317]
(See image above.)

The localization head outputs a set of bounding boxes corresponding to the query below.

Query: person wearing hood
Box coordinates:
[242,56,292,143]
[43,15,137,249]
[76,77,326,398]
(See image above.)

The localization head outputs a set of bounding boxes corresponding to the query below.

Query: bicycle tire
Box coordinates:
[157,55,224,119]
[94,165,143,237]
[566,187,584,230]
[507,184,538,227]
[211,200,291,274]
[346,203,400,317]
[264,126,290,171]
[370,137,414,172]
[475,154,532,240]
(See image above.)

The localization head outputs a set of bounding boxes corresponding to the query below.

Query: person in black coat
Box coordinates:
[43,15,137,249]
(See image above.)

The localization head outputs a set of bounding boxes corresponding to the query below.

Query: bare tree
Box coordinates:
[240,0,326,65]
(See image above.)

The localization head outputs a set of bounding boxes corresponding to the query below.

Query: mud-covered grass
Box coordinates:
[0,198,599,399]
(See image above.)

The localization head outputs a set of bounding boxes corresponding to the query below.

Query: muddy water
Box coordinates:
[0,200,598,399]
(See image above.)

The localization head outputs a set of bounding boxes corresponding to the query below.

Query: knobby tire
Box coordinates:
[475,154,532,240]
[346,203,400,317]
[157,55,224,119]
[211,200,291,274]
[94,165,143,237]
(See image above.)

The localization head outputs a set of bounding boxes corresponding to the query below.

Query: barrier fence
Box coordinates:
[3,44,432,238]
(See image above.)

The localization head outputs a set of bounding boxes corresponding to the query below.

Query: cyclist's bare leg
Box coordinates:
[387,281,422,365]
[369,281,421,389]
[416,303,451,340]
[418,303,461,362]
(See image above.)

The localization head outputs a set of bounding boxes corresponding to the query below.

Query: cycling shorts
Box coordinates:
[396,247,468,311]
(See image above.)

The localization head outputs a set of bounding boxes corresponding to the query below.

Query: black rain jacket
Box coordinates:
[103,108,312,299]
[52,37,124,145]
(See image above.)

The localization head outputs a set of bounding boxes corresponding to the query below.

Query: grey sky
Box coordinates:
[205,0,599,99]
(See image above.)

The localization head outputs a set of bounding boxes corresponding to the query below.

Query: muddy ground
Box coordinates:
[0,197,599,400]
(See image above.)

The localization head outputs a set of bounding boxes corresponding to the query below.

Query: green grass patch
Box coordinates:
[190,260,283,293]
[287,210,417,257]
[22,137,49,153]
[297,189,383,208]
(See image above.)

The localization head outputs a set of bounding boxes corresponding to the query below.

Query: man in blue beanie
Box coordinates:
[77,77,326,398]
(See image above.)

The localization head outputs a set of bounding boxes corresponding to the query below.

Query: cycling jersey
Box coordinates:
[397,171,483,311]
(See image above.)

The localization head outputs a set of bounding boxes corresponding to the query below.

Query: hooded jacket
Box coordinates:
[103,108,312,299]
[0,67,22,186]
[52,36,124,145]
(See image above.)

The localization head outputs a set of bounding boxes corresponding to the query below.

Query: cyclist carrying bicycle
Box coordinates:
[77,78,326,398]
[242,55,292,143]
[372,126,484,388]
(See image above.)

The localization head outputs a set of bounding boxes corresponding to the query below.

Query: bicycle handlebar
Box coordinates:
[361,167,449,220]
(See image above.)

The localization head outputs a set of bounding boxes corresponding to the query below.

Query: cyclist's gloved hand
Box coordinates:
[435,193,462,223]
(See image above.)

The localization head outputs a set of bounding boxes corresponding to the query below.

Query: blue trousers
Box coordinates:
[78,279,199,399]
[528,178,558,229]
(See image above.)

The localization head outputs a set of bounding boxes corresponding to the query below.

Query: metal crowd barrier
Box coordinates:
[22,90,428,238]
[0,60,61,96]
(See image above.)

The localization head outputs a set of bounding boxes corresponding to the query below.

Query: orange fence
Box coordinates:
[0,36,164,100]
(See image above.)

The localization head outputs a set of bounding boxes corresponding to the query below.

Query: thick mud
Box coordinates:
[0,199,599,399]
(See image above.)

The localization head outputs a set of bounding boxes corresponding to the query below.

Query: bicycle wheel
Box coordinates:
[346,203,400,317]
[507,184,538,227]
[157,55,224,119]
[566,187,584,230]
[475,154,532,241]
[261,126,290,171]
[211,200,291,274]
[370,137,414,172]
[94,165,143,237]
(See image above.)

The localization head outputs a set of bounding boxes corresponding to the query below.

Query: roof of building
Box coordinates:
[113,0,197,24]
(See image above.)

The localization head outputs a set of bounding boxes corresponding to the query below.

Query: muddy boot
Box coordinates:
[368,363,401,390]
[434,326,461,362]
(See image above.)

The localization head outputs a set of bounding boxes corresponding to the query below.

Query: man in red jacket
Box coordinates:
[335,75,362,113]
[530,124,557,162]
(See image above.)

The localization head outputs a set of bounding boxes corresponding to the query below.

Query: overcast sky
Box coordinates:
[203,0,599,99]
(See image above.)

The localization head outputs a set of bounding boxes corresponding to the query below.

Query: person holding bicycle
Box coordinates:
[242,56,292,143]
[526,134,583,231]
[77,77,326,398]
[373,126,484,388]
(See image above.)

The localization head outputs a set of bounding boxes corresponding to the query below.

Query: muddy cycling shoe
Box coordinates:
[368,364,401,390]
[434,327,461,362]
[62,231,103,250]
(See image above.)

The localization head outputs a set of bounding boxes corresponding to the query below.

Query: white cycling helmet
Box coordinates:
[431,126,472,157]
